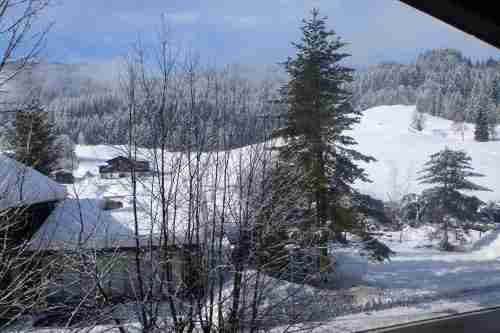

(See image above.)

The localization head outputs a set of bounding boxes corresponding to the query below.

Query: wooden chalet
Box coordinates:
[99,156,150,179]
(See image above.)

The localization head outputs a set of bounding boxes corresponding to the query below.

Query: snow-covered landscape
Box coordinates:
[9,105,499,332]
[2,2,500,332]
[351,105,500,202]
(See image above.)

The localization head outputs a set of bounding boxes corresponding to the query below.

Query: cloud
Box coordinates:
[39,0,498,67]
[222,15,267,28]
[166,11,200,25]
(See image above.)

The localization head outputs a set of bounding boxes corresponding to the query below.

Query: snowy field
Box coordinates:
[73,104,500,202]
[17,105,500,332]
[352,105,500,202]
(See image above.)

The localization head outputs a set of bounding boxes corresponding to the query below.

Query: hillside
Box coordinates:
[72,105,500,203]
[352,105,500,202]
[2,49,498,149]
[353,49,500,125]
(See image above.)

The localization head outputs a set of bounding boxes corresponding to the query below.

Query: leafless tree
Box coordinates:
[451,112,468,142]
[410,108,426,132]
[0,164,62,330]
[386,164,413,242]
[49,21,326,332]
[0,1,54,328]
[0,0,52,98]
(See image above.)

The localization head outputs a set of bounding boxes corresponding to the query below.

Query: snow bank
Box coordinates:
[469,228,500,260]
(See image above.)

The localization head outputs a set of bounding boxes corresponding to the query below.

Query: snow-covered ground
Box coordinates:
[17,105,500,331]
[278,287,500,332]
[352,105,500,202]
[73,105,500,202]
[364,226,500,300]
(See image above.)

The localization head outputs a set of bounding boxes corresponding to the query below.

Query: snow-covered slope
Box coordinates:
[352,105,500,202]
[73,105,500,202]
[61,105,500,251]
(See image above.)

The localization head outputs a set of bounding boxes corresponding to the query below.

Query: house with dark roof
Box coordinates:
[50,169,75,184]
[98,156,150,179]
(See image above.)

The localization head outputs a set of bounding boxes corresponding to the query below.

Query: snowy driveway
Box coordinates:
[362,230,500,302]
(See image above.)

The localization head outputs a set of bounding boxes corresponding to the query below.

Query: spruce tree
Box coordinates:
[8,101,62,175]
[275,9,375,269]
[492,75,500,106]
[474,103,490,142]
[418,148,491,249]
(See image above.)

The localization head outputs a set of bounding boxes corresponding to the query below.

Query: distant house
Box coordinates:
[50,169,75,184]
[99,156,150,179]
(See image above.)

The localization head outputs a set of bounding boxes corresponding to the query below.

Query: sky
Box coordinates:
[39,0,499,70]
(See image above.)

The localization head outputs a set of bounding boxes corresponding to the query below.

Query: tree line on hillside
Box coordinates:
[3,49,499,149]
[353,49,500,141]
[1,64,282,150]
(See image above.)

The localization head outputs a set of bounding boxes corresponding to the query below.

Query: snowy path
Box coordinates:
[363,227,500,300]
[321,285,500,332]
[361,261,500,314]
[366,257,500,295]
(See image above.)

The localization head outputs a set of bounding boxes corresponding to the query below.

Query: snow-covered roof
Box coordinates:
[75,145,127,162]
[30,195,209,251]
[0,154,67,210]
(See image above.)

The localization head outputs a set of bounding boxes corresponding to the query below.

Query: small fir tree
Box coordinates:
[474,105,490,142]
[492,75,500,106]
[488,103,499,140]
[8,101,62,175]
[418,148,491,249]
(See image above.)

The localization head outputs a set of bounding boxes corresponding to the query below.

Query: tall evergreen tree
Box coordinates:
[474,101,490,142]
[492,75,500,106]
[7,101,62,175]
[418,148,490,249]
[275,9,375,269]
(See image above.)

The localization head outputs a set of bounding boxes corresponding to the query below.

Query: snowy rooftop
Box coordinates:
[30,196,209,250]
[0,154,67,210]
